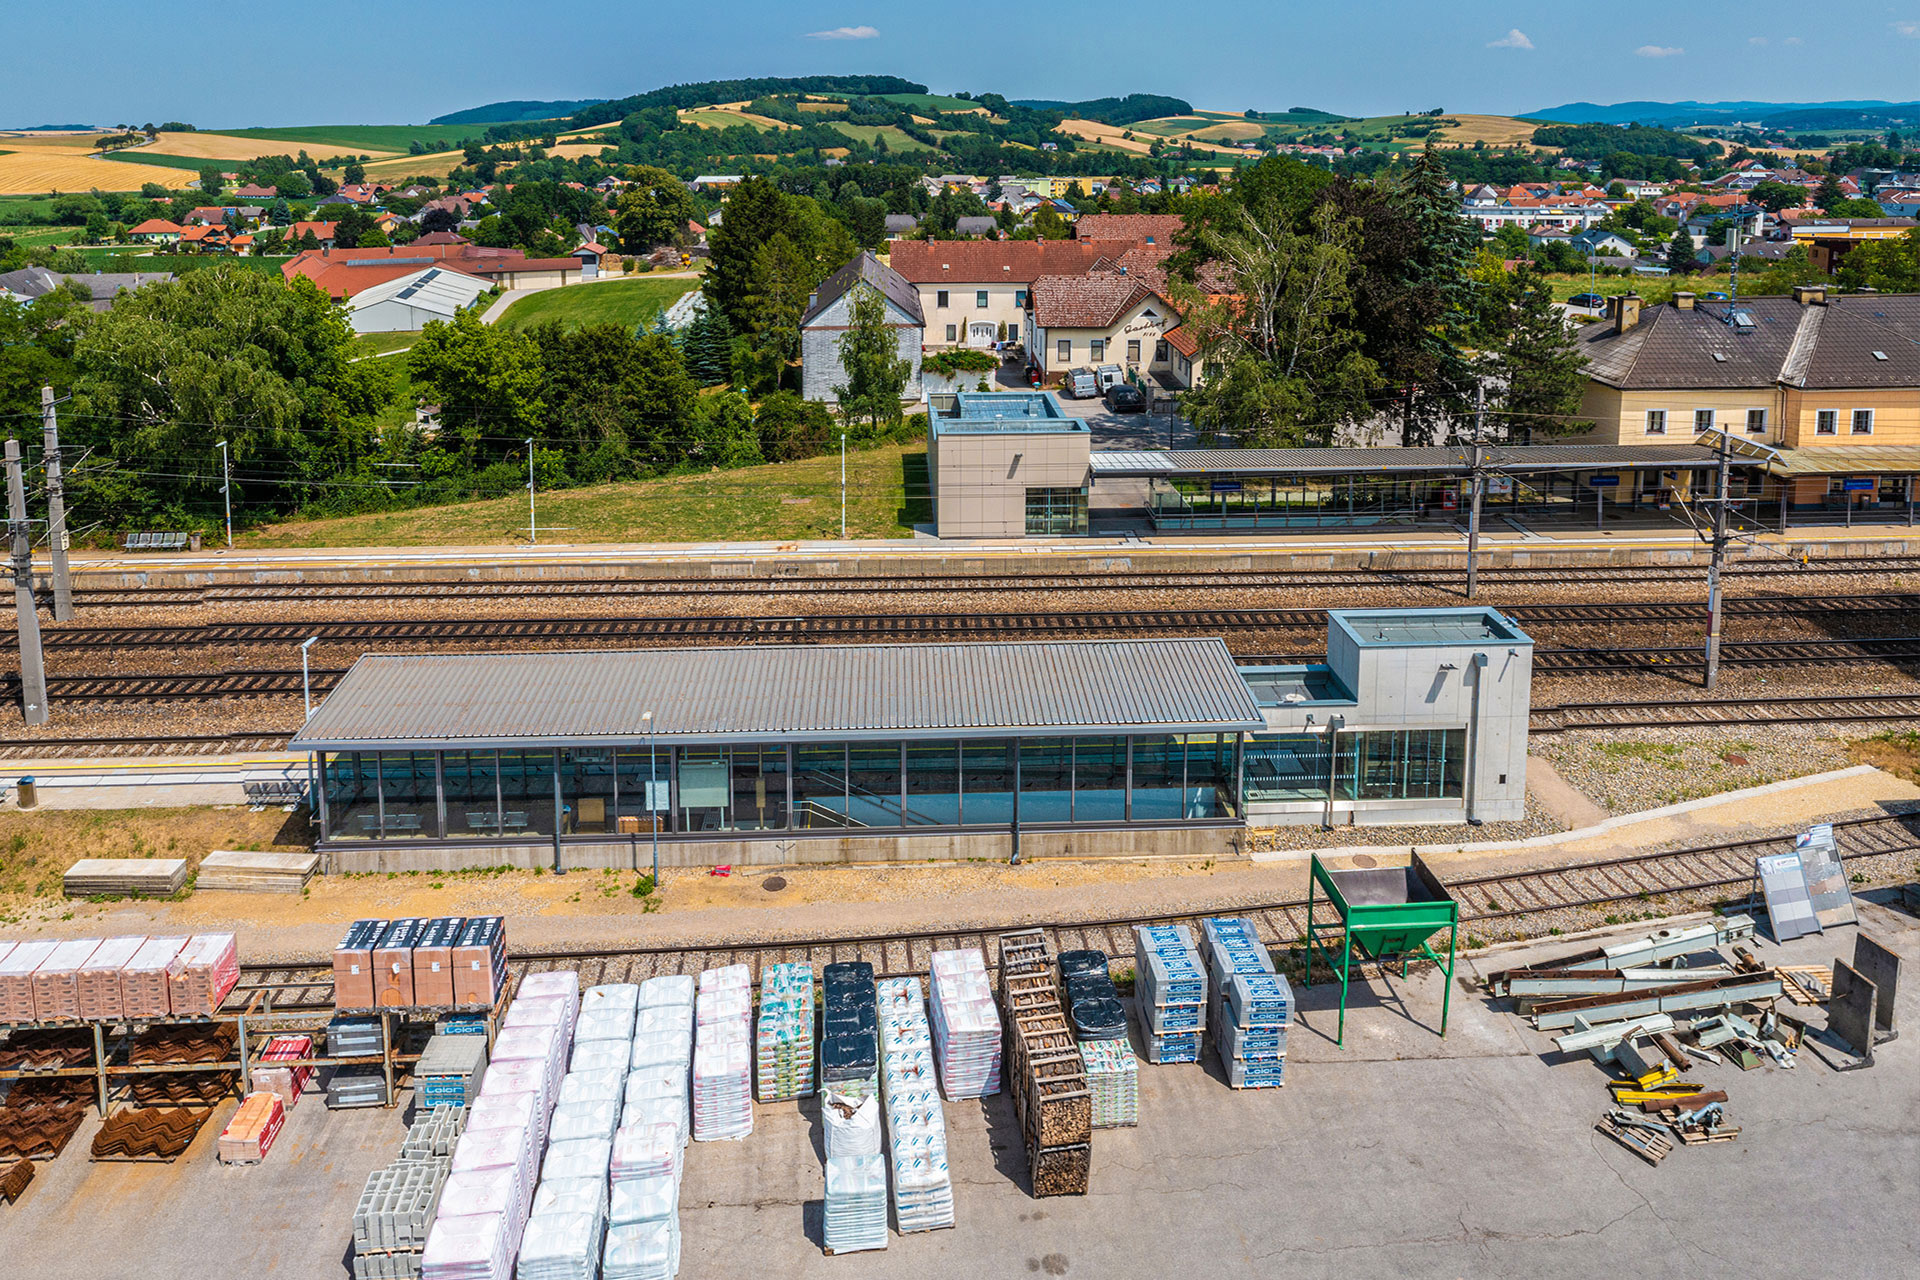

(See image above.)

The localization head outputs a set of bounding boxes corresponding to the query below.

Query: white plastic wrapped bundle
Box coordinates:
[450,1125,537,1203]
[608,1172,677,1226]
[603,1218,679,1280]
[636,1004,693,1040]
[637,976,694,1010]
[609,1121,680,1184]
[422,1211,510,1280]
[630,1028,693,1073]
[519,970,582,1004]
[928,949,1002,1100]
[691,1033,752,1141]
[532,1177,608,1219]
[568,1038,629,1077]
[575,1005,636,1044]
[820,1091,882,1158]
[822,1153,888,1254]
[582,983,639,1013]
[483,1058,553,1111]
[548,1095,621,1145]
[622,1084,689,1151]
[694,987,749,1030]
[697,963,750,995]
[1079,1038,1139,1128]
[539,1137,613,1186]
[754,961,815,1103]
[442,1164,527,1226]
[875,977,954,1233]
[502,995,570,1031]
[558,1067,625,1109]
[515,1205,604,1280]
[470,1086,546,1155]
[491,1025,566,1109]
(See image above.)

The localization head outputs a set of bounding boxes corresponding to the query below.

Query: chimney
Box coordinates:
[1793,284,1828,306]
[1673,291,1695,310]
[1615,293,1643,334]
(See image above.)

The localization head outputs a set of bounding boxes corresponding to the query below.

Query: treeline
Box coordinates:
[1529,123,1716,162]
[1011,94,1194,125]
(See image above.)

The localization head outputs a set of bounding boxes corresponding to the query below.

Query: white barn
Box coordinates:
[347,266,491,334]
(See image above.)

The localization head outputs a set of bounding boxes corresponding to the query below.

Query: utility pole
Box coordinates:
[1465,383,1486,600]
[525,438,537,544]
[40,387,72,622]
[215,439,232,549]
[6,441,47,725]
[1704,429,1733,691]
[839,430,847,540]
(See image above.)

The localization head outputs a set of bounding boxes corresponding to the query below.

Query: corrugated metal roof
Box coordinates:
[1768,444,1920,476]
[1087,444,1727,477]
[290,640,1267,750]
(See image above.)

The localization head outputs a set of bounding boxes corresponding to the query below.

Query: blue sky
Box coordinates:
[6,1,1920,126]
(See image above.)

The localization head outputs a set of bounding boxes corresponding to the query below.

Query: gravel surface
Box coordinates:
[1247,793,1566,852]
[1533,721,1867,814]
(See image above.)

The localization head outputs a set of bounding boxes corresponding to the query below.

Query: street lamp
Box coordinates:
[641,710,659,890]
[839,431,847,540]
[215,439,231,549]
[525,438,537,545]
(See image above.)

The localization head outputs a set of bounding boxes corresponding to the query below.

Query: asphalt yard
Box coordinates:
[3,899,1916,1278]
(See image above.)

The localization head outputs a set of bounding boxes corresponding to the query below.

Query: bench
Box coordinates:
[464,811,530,834]
[243,779,307,807]
[121,532,192,551]
[357,812,424,834]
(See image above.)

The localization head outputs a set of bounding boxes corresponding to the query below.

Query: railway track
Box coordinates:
[225,811,1920,1010]
[12,594,1920,652]
[49,552,1920,609]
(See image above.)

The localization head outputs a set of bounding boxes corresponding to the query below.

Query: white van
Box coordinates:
[1062,367,1099,398]
[1094,363,1125,392]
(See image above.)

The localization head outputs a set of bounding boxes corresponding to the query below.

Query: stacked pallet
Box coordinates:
[692,965,752,1141]
[336,917,511,1014]
[0,942,55,1023]
[417,1033,490,1108]
[820,962,879,1104]
[753,962,814,1102]
[217,1090,287,1163]
[877,976,955,1233]
[1133,925,1206,1064]
[454,918,509,1008]
[254,1034,316,1107]
[329,1066,391,1109]
[998,930,1092,1198]
[376,920,427,1009]
[195,850,319,894]
[123,937,188,1018]
[329,1015,385,1057]
[166,933,239,1017]
[333,920,387,1012]
[1198,917,1289,1089]
[928,948,1001,1100]
[76,936,145,1020]
[127,1070,235,1107]
[62,858,189,899]
[129,1022,237,1066]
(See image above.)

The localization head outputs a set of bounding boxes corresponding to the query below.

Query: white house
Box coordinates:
[800,251,924,404]
[346,266,491,334]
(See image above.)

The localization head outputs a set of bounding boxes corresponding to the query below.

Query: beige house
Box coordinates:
[889,239,1139,348]
[927,392,1091,537]
[1023,270,1196,388]
[1576,286,1920,515]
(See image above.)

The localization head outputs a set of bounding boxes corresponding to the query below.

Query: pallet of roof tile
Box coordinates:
[128,1023,237,1066]
[0,1028,95,1069]
[29,938,99,1023]
[89,1107,211,1161]
[0,942,57,1023]
[0,1100,88,1160]
[194,850,319,894]
[128,1069,237,1107]
[62,858,189,899]
[217,1090,286,1164]
[0,1156,32,1203]
[166,933,239,1018]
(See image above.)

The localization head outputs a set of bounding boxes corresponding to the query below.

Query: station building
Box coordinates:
[290,611,1535,871]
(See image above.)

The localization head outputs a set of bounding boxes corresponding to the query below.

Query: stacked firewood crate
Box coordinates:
[996,930,1091,1197]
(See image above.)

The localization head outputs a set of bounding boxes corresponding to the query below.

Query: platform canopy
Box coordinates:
[291,639,1269,751]
[1089,443,1735,479]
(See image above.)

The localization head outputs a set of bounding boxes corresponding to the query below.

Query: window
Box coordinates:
[1244,734,1330,804]
[1335,729,1466,802]
[1852,408,1875,435]
[1056,338,1071,362]
[903,740,960,825]
[1816,409,1838,435]
[1018,739,1073,823]
[1015,289,1028,307]
[1154,340,1169,363]
[1644,409,1667,436]
[1071,737,1127,822]
[1694,409,1715,432]
[793,744,849,828]
[1024,486,1088,535]
[945,324,956,343]
[975,290,988,308]
[960,739,1015,825]
[1126,339,1141,363]
[1090,338,1106,361]
[935,289,949,308]
[1746,408,1768,435]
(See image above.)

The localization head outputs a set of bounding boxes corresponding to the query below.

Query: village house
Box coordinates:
[799,251,924,404]
[889,239,1135,349]
[126,218,183,246]
[1023,264,1197,389]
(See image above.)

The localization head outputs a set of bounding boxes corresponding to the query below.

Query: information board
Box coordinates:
[1794,824,1857,928]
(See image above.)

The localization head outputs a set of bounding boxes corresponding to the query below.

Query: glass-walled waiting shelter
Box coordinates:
[289,639,1265,866]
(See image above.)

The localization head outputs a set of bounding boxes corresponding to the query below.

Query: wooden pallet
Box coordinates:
[1596,1116,1672,1166]
[1777,965,1833,1006]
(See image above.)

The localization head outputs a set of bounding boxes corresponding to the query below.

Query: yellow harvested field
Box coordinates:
[547,142,617,160]
[0,134,197,194]
[796,100,845,112]
[1187,120,1266,143]
[363,150,464,180]
[678,108,795,130]
[1429,114,1541,148]
[1057,118,1243,156]
[142,131,393,161]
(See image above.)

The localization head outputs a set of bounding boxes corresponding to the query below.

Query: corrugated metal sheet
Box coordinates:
[1088,444,1725,477]
[290,639,1267,749]
[1768,444,1920,475]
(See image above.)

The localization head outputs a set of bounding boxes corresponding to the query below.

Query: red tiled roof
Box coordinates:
[413,231,469,246]
[1161,324,1199,358]
[1029,272,1170,329]
[129,218,182,235]
[888,238,1136,285]
[178,225,227,242]
[185,207,230,225]
[1070,214,1184,244]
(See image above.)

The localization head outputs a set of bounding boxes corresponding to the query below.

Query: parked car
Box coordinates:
[1062,367,1099,399]
[1103,383,1146,414]
[1567,292,1604,310]
[1094,363,1124,391]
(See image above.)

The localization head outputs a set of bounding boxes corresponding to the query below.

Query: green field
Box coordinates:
[0,196,67,222]
[237,441,931,547]
[1542,273,1685,305]
[212,124,508,153]
[826,123,935,152]
[77,249,293,274]
[0,225,75,246]
[94,150,216,172]
[349,332,424,359]
[1125,117,1214,137]
[496,276,699,332]
[874,93,986,113]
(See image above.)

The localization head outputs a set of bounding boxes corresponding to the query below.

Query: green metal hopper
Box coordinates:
[1305,852,1460,1046]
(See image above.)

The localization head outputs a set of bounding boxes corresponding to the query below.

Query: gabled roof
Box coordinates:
[1029,272,1168,329]
[348,266,491,319]
[889,238,1135,285]
[1580,294,1920,391]
[1070,214,1183,245]
[128,218,183,235]
[802,250,924,326]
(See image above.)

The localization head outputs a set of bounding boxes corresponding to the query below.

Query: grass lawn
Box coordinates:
[0,225,75,246]
[1542,273,1686,305]
[349,331,423,359]
[0,806,311,911]
[826,123,935,152]
[95,150,211,172]
[211,124,491,153]
[0,196,64,220]
[497,276,699,332]
[238,442,932,548]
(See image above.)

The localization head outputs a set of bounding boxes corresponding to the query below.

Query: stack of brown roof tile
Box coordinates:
[90,1108,210,1161]
[0,1097,88,1160]
[128,1023,236,1066]
[128,1070,237,1107]
[0,1028,95,1070]
[0,1157,32,1204]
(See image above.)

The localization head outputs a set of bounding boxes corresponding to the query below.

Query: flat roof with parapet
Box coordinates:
[1238,664,1356,708]
[1330,608,1533,649]
[930,390,1085,436]
[289,638,1266,750]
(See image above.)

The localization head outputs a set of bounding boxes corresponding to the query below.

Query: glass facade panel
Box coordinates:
[1072,736,1127,822]
[1182,734,1237,818]
[325,751,380,841]
[793,744,850,828]
[497,750,557,838]
[1130,735,1185,820]
[903,740,960,825]
[847,743,904,828]
[961,739,1016,825]
[1024,487,1088,535]
[731,746,787,831]
[445,751,500,837]
[378,751,438,838]
[560,748,616,834]
[616,748,669,833]
[678,747,729,833]
[1337,730,1466,802]
[1244,734,1330,803]
[1019,738,1073,823]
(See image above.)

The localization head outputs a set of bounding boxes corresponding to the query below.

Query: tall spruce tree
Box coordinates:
[1666,226,1696,275]
[1492,270,1588,442]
